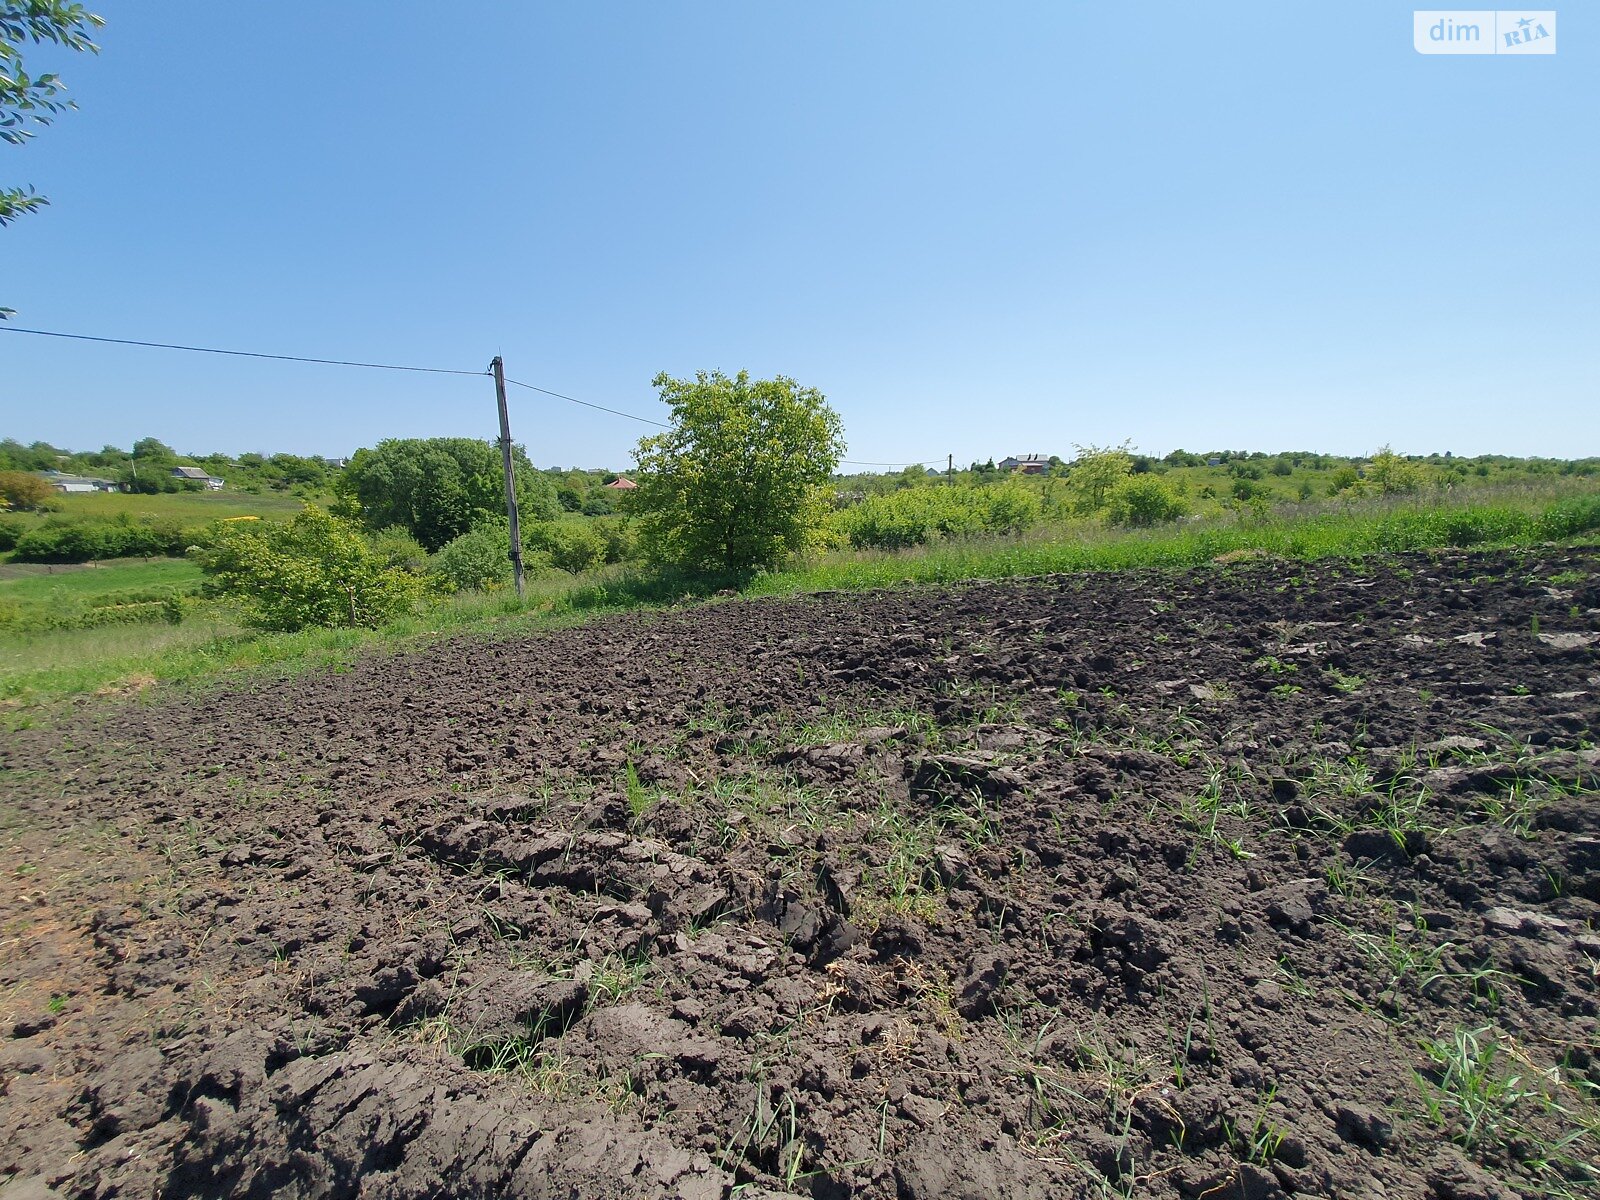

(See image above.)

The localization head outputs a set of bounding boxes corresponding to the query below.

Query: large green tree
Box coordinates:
[2,2,102,228]
[336,436,557,552]
[631,370,844,573]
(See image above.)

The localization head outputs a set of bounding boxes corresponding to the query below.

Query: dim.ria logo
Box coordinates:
[1413,10,1557,54]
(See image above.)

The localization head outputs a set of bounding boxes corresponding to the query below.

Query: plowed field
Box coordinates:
[3,549,1598,1199]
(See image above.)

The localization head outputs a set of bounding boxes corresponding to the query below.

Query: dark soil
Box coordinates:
[2,548,1598,1200]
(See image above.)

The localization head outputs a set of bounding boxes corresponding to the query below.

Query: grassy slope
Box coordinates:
[7,489,311,525]
[0,558,203,602]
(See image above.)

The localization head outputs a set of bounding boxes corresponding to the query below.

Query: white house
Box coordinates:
[171,466,225,490]
[40,472,119,494]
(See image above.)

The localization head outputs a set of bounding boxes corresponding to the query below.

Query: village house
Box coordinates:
[40,471,120,494]
[998,454,1053,474]
[171,466,225,490]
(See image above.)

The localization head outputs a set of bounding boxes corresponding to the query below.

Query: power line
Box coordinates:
[840,458,942,468]
[3,323,947,468]
[501,376,669,428]
[0,325,485,376]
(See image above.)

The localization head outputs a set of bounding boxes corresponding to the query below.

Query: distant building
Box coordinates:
[171,466,225,490]
[999,454,1052,475]
[604,477,638,490]
[40,472,119,494]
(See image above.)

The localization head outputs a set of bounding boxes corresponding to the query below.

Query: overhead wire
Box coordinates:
[501,375,668,428]
[2,323,945,469]
[0,324,486,376]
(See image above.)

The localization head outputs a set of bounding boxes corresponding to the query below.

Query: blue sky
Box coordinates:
[2,2,1594,465]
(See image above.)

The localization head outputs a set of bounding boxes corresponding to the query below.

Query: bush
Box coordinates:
[1064,444,1134,515]
[983,483,1042,534]
[14,523,112,562]
[367,525,431,574]
[831,483,1044,550]
[1106,477,1190,527]
[1538,494,1600,540]
[1366,446,1424,495]
[430,521,556,593]
[0,515,27,552]
[9,517,193,563]
[0,471,54,511]
[198,505,421,631]
[589,515,639,565]
[527,520,608,574]
[431,522,516,593]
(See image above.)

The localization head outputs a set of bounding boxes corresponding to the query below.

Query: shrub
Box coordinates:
[983,482,1042,534]
[527,520,608,574]
[431,522,517,593]
[830,483,1044,550]
[1328,467,1360,495]
[1366,446,1425,495]
[0,471,54,511]
[0,515,26,552]
[14,522,112,562]
[9,517,193,563]
[1538,494,1600,540]
[198,505,421,631]
[367,525,431,573]
[589,515,639,564]
[430,521,555,593]
[1064,443,1134,514]
[1107,476,1191,527]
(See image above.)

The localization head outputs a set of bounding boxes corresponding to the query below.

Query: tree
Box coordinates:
[1365,446,1424,495]
[198,506,420,631]
[630,370,844,572]
[1,2,102,237]
[0,469,52,510]
[1065,442,1134,515]
[336,437,557,551]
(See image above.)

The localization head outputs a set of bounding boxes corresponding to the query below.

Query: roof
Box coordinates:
[43,473,117,486]
[604,477,638,490]
[171,466,213,479]
[1003,454,1052,465]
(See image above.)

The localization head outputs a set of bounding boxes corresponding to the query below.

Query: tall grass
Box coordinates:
[3,488,1596,716]
[751,491,1600,596]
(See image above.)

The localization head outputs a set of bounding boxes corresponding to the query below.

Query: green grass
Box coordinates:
[7,488,313,526]
[0,557,203,601]
[2,489,1597,717]
[0,558,207,639]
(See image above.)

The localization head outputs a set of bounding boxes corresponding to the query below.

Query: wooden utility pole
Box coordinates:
[947,453,954,487]
[489,356,526,599]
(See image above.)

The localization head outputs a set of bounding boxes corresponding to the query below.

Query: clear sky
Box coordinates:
[2,2,1594,466]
